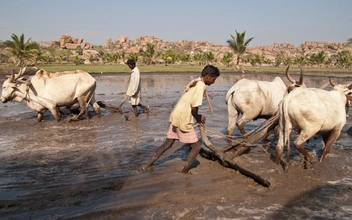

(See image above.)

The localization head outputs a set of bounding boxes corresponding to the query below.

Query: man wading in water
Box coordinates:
[117,59,149,116]
[140,65,220,174]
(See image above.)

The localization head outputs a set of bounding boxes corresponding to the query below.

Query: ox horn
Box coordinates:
[9,72,15,82]
[285,65,295,83]
[298,67,304,85]
[319,81,330,89]
[329,77,337,87]
[13,66,27,81]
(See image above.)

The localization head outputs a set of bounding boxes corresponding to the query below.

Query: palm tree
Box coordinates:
[4,33,39,66]
[274,53,283,67]
[226,30,254,65]
[293,55,306,67]
[180,54,191,64]
[56,55,66,64]
[334,50,352,68]
[347,37,352,46]
[220,52,233,67]
[282,55,293,66]
[315,51,326,67]
[192,53,204,65]
[203,51,215,64]
[127,53,138,62]
[72,55,84,65]
[141,42,156,65]
[75,45,83,55]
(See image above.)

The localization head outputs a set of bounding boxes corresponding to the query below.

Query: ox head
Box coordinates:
[285,66,306,92]
[329,77,352,96]
[1,67,27,103]
[329,78,352,116]
[286,66,307,92]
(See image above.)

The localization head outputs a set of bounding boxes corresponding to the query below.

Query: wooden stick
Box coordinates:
[198,124,271,187]
[204,89,213,114]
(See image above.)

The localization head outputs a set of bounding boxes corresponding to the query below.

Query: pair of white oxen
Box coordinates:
[225,66,352,168]
[1,67,101,123]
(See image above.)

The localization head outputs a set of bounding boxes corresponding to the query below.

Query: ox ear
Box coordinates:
[348,84,352,90]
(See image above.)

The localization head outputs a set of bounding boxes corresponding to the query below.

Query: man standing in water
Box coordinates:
[117,59,149,116]
[140,65,220,174]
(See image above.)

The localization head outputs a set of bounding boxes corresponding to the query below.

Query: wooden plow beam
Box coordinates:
[97,101,122,113]
[198,112,280,187]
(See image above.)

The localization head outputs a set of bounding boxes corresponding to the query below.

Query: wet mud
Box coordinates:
[0,72,351,219]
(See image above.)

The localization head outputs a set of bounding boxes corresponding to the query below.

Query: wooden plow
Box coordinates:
[97,101,122,113]
[97,100,279,187]
[197,112,280,187]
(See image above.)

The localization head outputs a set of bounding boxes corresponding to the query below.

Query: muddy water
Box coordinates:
[0,72,352,219]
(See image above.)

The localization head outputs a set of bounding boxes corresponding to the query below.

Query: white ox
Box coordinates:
[275,79,352,167]
[225,66,305,140]
[1,67,101,122]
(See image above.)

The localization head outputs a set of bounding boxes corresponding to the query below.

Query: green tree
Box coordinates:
[226,30,254,65]
[333,50,352,68]
[0,53,10,64]
[112,52,121,64]
[282,55,293,66]
[40,54,51,64]
[127,53,138,62]
[221,52,234,67]
[347,37,352,46]
[4,33,39,66]
[203,51,215,64]
[161,51,172,65]
[192,53,204,65]
[274,53,283,67]
[72,55,84,65]
[180,53,191,64]
[293,55,306,67]
[87,55,95,64]
[141,42,156,65]
[47,46,56,60]
[161,49,179,64]
[55,55,66,64]
[315,51,326,67]
[76,45,83,55]
[242,54,264,66]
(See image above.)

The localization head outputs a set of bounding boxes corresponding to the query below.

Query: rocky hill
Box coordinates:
[39,34,352,64]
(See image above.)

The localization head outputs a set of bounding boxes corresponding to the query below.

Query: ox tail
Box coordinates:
[282,99,291,164]
[276,98,291,166]
[225,86,236,105]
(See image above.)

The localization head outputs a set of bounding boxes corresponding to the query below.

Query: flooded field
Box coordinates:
[0,71,351,219]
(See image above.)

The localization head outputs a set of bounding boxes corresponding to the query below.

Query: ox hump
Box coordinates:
[35,69,86,78]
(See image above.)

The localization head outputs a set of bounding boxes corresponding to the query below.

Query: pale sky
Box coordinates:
[0,0,351,47]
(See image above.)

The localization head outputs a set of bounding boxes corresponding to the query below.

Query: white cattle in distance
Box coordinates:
[275,78,352,168]
[1,67,101,122]
[225,66,305,141]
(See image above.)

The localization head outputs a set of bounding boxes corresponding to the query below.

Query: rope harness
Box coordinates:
[195,123,274,149]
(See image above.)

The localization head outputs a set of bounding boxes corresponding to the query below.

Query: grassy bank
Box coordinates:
[1,64,352,75]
